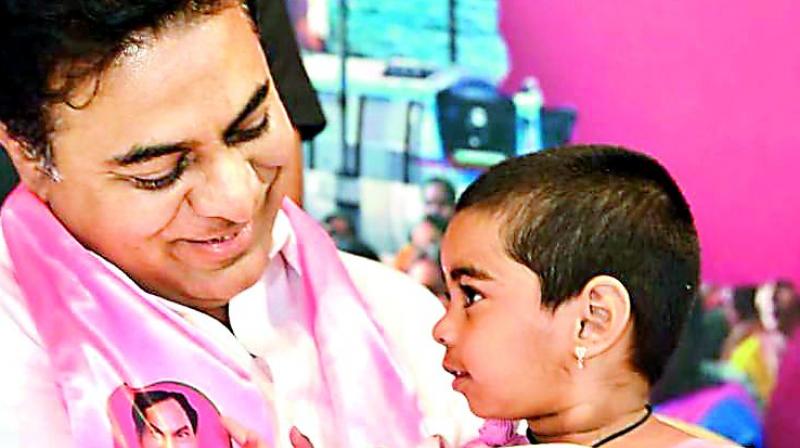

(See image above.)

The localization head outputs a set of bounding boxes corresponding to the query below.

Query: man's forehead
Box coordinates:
[121,12,256,87]
[48,6,268,154]
[146,398,190,421]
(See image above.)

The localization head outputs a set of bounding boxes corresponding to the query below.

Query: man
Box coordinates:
[0,1,477,446]
[133,391,200,448]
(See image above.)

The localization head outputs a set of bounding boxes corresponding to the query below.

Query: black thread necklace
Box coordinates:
[526,404,653,447]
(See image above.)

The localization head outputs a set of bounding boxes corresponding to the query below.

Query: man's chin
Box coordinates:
[191,263,265,302]
[159,254,266,308]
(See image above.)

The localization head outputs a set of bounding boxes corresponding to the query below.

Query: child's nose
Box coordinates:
[432,314,456,347]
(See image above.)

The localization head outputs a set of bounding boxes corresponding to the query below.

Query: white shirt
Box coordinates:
[0,210,480,447]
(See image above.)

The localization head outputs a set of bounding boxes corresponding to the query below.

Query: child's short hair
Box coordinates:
[456,145,700,384]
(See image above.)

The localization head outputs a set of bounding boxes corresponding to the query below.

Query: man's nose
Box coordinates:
[188,151,259,223]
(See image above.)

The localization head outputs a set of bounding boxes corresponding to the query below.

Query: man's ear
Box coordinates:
[0,122,52,200]
[573,275,632,359]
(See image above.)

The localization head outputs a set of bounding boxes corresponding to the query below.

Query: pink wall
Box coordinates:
[500,0,800,287]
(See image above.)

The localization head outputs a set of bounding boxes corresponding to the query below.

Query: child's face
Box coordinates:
[433,210,580,420]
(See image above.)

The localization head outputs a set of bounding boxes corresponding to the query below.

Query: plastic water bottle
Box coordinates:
[513,76,544,154]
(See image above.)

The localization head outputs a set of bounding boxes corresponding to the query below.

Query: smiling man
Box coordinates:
[0,1,476,446]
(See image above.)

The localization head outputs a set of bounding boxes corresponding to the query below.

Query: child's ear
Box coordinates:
[573,275,632,359]
[0,122,52,200]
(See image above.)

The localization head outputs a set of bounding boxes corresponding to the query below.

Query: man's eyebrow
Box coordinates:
[112,144,186,166]
[110,79,270,166]
[148,422,165,436]
[449,265,493,282]
[223,79,270,140]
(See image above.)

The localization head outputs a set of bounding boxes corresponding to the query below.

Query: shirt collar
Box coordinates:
[93,208,301,319]
[270,208,301,275]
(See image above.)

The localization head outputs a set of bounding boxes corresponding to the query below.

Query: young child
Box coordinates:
[434,145,740,447]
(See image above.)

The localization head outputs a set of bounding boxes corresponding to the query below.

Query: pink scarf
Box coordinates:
[1,186,423,447]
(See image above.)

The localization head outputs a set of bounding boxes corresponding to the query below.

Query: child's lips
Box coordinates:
[443,364,471,391]
[443,365,467,377]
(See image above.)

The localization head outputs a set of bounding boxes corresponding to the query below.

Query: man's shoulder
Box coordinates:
[336,251,484,444]
[338,251,417,284]
[0,225,57,369]
[0,226,40,341]
[336,250,443,364]
[0,225,73,445]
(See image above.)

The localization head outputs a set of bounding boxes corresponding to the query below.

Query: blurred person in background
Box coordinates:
[407,253,447,303]
[725,283,798,404]
[394,214,448,273]
[322,212,354,239]
[654,296,761,448]
[721,286,761,360]
[764,314,800,448]
[283,0,327,51]
[322,212,379,261]
[700,284,730,312]
[773,280,800,338]
[422,177,457,224]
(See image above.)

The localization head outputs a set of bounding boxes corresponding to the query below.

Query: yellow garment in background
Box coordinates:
[728,334,775,402]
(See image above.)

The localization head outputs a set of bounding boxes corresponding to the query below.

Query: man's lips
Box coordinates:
[181,221,248,244]
[172,222,254,267]
[184,227,243,244]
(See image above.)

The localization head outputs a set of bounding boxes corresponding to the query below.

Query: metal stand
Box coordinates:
[337,0,353,177]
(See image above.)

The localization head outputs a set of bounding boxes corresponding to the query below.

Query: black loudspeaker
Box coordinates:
[436,78,516,167]
[540,106,578,149]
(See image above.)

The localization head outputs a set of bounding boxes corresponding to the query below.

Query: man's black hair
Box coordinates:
[0,0,234,169]
[132,390,198,438]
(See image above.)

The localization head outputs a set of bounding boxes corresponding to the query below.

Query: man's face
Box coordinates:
[36,6,293,312]
[140,398,198,448]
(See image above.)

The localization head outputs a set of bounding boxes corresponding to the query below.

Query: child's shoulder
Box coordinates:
[672,439,741,448]
[656,415,742,448]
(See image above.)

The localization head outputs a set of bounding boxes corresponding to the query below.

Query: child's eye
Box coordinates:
[461,285,485,308]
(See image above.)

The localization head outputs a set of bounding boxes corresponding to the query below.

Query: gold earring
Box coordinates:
[575,346,587,369]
